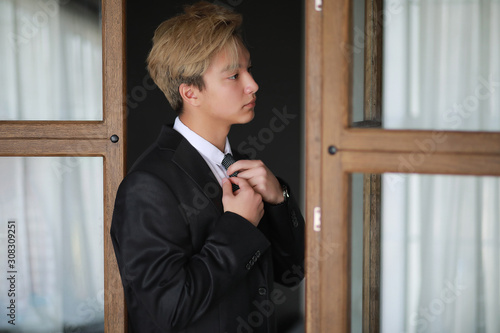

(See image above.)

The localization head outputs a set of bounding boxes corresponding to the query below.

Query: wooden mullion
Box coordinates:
[362,0,383,332]
[321,155,352,332]
[363,0,383,123]
[102,0,127,139]
[341,128,500,155]
[104,139,126,333]
[341,150,500,176]
[102,0,127,332]
[321,0,352,331]
[305,0,323,331]
[362,173,381,333]
[0,139,108,156]
[323,0,352,138]
[0,122,108,139]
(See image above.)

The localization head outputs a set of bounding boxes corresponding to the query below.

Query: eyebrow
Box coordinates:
[220,60,252,74]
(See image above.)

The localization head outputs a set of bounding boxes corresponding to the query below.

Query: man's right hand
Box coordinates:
[222,177,264,227]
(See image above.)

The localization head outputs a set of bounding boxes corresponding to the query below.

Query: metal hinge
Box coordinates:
[313,206,321,232]
[315,0,322,11]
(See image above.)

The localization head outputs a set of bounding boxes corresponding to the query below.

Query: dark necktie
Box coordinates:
[221,153,239,191]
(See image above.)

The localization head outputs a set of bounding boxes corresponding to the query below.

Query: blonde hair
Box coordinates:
[147,1,244,113]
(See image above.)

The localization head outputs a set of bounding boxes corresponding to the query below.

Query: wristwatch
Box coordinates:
[281,184,289,203]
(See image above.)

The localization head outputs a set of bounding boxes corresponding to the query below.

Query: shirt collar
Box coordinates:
[173,117,232,166]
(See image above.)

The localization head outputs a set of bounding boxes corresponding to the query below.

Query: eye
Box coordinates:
[228,73,239,80]
[247,66,253,74]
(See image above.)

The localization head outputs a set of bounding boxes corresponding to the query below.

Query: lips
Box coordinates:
[245,98,257,108]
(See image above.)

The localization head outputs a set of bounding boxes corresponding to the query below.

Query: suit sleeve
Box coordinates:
[110,171,270,331]
[261,178,305,287]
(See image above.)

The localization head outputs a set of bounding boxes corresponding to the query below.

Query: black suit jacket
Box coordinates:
[110,125,305,333]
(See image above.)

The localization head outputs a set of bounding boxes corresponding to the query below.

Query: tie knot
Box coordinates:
[221,154,239,192]
[221,153,236,171]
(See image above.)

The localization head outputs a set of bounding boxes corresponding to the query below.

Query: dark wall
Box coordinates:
[126,0,304,331]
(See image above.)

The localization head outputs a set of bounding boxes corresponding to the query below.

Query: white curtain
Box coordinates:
[0,0,104,332]
[0,0,102,120]
[0,157,104,332]
[382,0,500,332]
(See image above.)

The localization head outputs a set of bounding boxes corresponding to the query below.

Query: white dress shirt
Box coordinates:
[173,117,233,187]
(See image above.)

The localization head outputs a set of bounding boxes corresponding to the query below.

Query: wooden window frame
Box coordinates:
[305,0,500,332]
[0,0,127,331]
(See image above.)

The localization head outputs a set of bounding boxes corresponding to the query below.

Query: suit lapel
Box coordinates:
[157,125,224,214]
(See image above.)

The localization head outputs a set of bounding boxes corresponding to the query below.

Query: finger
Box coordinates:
[226,159,262,176]
[228,176,251,191]
[226,176,241,193]
[222,178,234,197]
[229,161,268,180]
[233,168,264,182]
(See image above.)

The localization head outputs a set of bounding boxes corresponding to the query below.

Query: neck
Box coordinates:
[179,113,230,152]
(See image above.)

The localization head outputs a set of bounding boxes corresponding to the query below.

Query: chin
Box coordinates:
[232,110,254,125]
[242,110,255,124]
[229,108,255,126]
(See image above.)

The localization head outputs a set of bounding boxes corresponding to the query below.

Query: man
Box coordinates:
[110,2,304,332]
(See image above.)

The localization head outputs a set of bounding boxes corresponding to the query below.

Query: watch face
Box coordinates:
[282,185,289,200]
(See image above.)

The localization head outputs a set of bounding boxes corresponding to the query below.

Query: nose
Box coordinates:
[245,73,259,95]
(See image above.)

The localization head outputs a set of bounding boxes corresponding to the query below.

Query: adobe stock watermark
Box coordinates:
[387,73,500,189]
[50,139,100,182]
[178,174,222,218]
[233,289,288,333]
[49,120,114,182]
[410,279,467,332]
[442,74,499,128]
[237,106,297,159]
[177,105,297,218]
[126,71,158,115]
[234,236,339,333]
[8,0,72,51]
[65,288,105,333]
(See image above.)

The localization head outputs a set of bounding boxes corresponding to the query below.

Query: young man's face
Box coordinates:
[197,44,259,128]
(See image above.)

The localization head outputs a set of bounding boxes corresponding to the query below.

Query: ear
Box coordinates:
[179,83,201,107]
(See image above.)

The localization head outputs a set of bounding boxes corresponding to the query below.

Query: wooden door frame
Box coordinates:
[305,0,500,331]
[304,0,323,330]
[102,0,127,330]
[0,0,127,331]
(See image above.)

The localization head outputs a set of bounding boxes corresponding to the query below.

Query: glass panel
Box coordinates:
[351,173,364,332]
[0,0,102,121]
[0,157,104,332]
[382,0,500,131]
[379,173,500,332]
[351,0,366,123]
